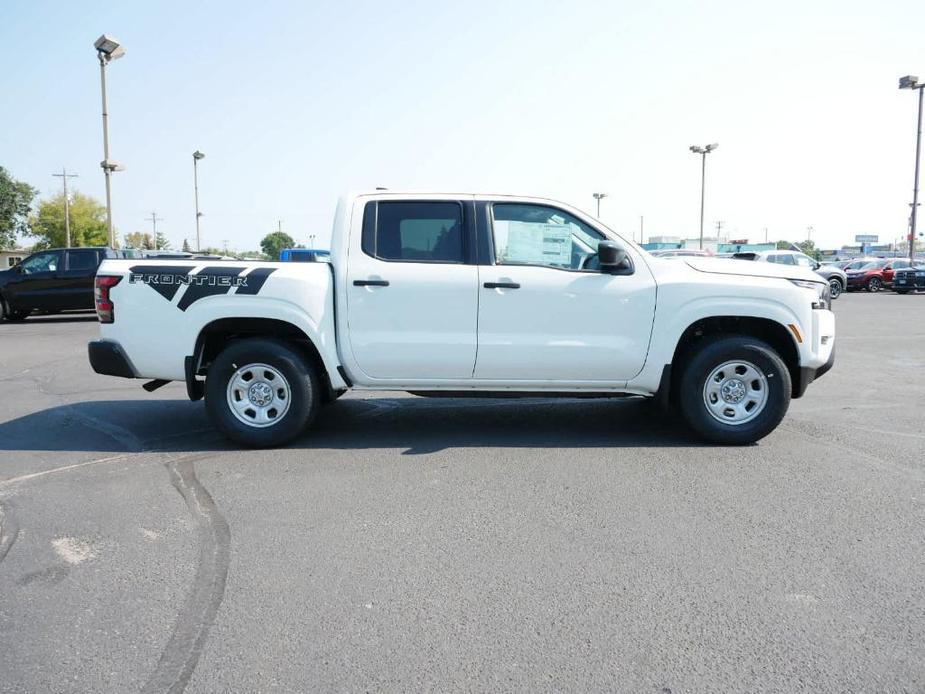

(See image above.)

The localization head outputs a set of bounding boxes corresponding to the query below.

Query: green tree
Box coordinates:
[182,238,192,253]
[797,239,817,259]
[155,231,171,250]
[0,166,38,248]
[776,240,793,250]
[260,231,296,260]
[124,231,154,249]
[28,191,109,248]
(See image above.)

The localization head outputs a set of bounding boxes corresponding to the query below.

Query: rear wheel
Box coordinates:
[205,338,320,447]
[678,335,792,445]
[867,277,883,292]
[828,278,843,299]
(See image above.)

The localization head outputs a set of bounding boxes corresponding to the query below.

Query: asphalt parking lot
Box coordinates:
[1,293,924,693]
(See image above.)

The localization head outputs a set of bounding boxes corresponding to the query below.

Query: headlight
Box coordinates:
[790,279,830,310]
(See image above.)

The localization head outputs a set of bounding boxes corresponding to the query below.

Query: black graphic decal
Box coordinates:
[177,267,248,311]
[129,265,197,301]
[235,267,276,295]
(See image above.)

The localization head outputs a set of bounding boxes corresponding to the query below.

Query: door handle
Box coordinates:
[483,281,520,289]
[353,279,390,287]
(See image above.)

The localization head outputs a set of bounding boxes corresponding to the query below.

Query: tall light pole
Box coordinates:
[94,35,125,248]
[690,143,719,249]
[592,192,608,218]
[52,168,78,247]
[900,75,924,262]
[193,150,205,251]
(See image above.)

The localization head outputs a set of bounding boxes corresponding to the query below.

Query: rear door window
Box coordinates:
[363,201,465,263]
[66,249,100,271]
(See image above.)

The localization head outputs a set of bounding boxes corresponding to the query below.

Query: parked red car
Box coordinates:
[845,259,914,292]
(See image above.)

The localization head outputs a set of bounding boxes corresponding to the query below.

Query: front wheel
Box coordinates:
[205,338,320,447]
[828,278,843,299]
[867,277,883,292]
[0,296,30,322]
[678,336,792,445]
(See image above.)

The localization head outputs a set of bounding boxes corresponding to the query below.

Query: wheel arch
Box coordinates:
[192,317,343,402]
[667,315,803,401]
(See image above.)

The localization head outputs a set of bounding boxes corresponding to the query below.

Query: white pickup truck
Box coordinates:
[88,191,835,447]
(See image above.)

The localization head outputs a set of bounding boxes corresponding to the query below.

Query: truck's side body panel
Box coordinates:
[94,191,834,400]
[97,260,345,387]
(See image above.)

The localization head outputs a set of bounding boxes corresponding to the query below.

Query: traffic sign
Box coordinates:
[855,234,878,243]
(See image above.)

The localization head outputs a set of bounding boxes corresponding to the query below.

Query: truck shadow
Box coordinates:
[0,396,701,456]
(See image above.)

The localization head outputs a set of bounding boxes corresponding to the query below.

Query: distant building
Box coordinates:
[0,248,28,268]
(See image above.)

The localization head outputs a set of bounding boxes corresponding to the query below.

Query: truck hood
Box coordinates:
[682,257,822,283]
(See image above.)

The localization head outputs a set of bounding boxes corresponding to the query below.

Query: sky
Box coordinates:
[2,0,924,252]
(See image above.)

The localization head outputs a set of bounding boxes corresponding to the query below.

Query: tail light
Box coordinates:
[95,275,122,323]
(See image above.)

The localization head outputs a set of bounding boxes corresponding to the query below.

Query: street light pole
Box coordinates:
[690,143,719,250]
[193,151,205,251]
[899,76,924,262]
[94,35,125,248]
[52,168,78,247]
[592,192,608,218]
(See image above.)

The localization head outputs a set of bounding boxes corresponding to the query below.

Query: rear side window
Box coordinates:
[67,249,100,271]
[362,201,465,263]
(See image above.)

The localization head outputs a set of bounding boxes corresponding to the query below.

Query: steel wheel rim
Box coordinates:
[869,278,881,291]
[828,279,841,298]
[226,362,292,428]
[702,359,769,426]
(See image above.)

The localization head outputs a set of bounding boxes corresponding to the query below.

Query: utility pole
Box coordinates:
[715,220,724,240]
[806,226,814,242]
[764,227,769,243]
[639,216,644,244]
[222,239,230,255]
[147,212,164,249]
[52,168,79,247]
[277,220,283,233]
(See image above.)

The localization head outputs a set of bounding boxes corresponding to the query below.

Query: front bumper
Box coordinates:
[795,343,835,397]
[88,340,138,379]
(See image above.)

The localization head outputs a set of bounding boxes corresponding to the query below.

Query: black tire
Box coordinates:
[0,296,29,322]
[828,278,843,299]
[204,337,320,448]
[867,277,883,292]
[678,335,792,445]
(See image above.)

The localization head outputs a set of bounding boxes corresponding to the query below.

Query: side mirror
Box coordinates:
[598,241,630,275]
[812,262,820,270]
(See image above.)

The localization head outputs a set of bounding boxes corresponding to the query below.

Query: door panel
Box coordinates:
[345,199,478,381]
[474,201,656,382]
[5,251,63,310]
[475,265,656,380]
[58,250,101,310]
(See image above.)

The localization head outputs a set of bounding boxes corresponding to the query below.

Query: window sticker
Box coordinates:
[498,222,572,267]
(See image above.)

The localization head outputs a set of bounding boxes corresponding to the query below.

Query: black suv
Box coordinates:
[0,247,122,321]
